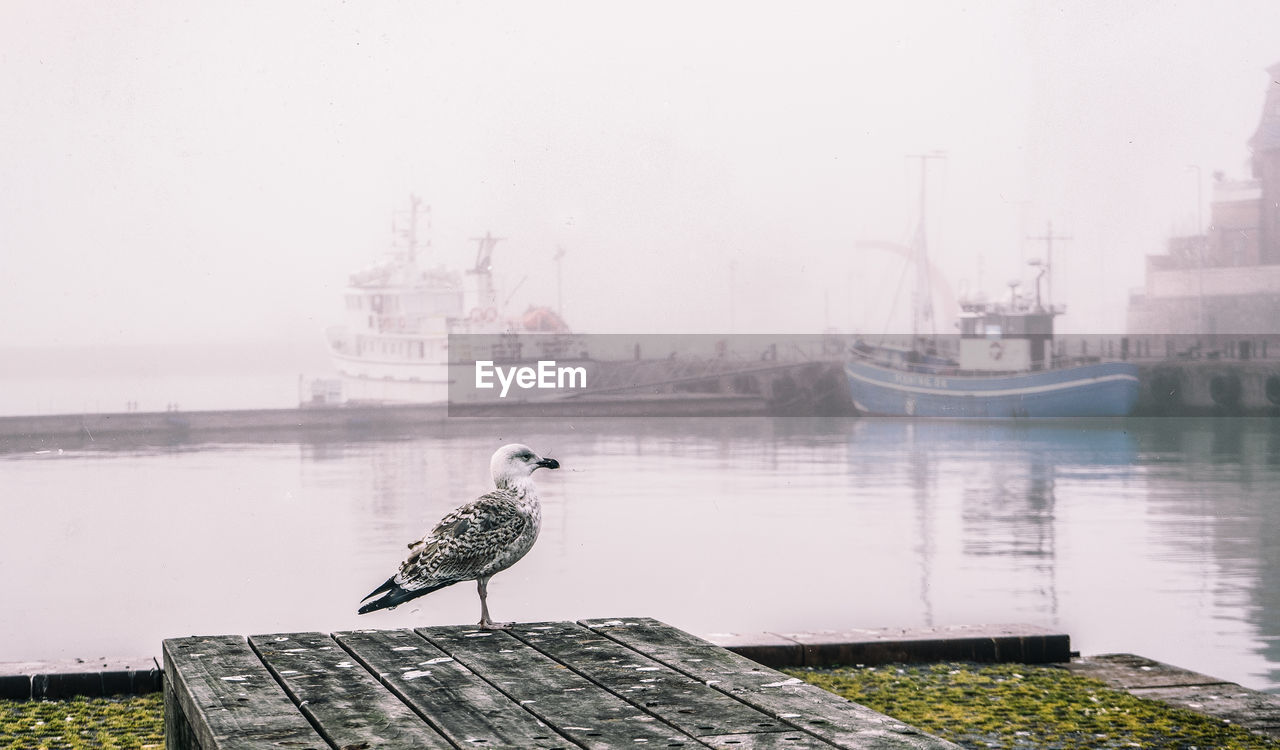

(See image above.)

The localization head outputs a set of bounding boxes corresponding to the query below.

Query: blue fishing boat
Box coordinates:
[847,263,1139,418]
[845,330,1141,419]
[845,159,1138,417]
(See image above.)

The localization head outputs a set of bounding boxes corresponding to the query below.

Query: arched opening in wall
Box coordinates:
[1265,374,1280,407]
[1210,373,1243,409]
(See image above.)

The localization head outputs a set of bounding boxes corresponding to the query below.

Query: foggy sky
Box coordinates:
[3,1,1279,348]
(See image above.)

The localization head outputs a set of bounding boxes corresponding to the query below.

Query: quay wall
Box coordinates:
[0,395,776,453]
[0,404,448,453]
[0,358,1277,452]
[1134,360,1280,416]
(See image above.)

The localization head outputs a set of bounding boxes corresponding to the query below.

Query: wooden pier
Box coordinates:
[163,617,959,750]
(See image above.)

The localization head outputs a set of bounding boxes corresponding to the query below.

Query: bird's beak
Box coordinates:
[536,457,560,470]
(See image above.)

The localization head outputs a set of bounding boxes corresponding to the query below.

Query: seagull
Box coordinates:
[357,443,560,629]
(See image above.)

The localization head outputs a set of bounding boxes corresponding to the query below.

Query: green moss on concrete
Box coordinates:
[789,662,1280,750]
[0,695,163,750]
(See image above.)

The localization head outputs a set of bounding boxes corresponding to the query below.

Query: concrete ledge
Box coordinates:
[1066,653,1280,740]
[0,674,30,701]
[0,657,162,700]
[707,623,1070,668]
[703,630,807,667]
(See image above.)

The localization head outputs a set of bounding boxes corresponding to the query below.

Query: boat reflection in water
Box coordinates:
[844,418,1139,626]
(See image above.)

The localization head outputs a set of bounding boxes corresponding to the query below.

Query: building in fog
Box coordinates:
[1128,61,1280,335]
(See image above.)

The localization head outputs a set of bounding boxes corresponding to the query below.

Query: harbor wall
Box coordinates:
[1134,360,1280,416]
[0,404,449,453]
[1044,334,1280,415]
[1,358,1277,452]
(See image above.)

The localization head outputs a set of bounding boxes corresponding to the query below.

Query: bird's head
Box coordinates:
[491,443,560,489]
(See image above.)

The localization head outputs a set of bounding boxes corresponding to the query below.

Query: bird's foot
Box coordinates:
[478,619,513,630]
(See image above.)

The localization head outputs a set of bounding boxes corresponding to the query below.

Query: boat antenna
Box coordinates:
[1028,259,1046,310]
[1027,220,1071,311]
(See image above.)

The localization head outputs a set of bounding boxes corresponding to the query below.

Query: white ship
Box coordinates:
[323,197,572,404]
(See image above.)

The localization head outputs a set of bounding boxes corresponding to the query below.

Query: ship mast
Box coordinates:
[909,152,946,343]
[1027,221,1070,312]
[394,195,431,266]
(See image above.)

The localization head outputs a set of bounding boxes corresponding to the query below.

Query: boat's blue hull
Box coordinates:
[845,359,1140,418]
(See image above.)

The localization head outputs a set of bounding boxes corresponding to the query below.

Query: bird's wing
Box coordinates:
[393,490,527,591]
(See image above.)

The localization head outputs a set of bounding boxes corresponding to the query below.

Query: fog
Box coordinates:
[3,1,1278,349]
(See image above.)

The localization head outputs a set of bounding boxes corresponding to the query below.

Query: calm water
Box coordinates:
[4,417,1280,691]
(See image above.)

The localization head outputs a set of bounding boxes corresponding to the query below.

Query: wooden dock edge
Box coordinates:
[706,623,1072,669]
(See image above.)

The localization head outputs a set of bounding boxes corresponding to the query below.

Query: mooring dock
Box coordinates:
[163,617,960,750]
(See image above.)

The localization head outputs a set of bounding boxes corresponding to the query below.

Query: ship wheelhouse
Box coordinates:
[957,299,1058,373]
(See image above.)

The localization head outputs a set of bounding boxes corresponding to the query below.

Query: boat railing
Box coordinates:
[1051,354,1103,368]
[851,343,1117,377]
[849,344,961,376]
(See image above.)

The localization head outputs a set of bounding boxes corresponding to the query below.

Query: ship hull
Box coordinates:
[334,371,452,404]
[323,325,451,404]
[845,359,1140,418]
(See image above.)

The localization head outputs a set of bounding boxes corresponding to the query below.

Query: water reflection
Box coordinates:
[4,417,1280,692]
[843,421,1141,632]
[1129,419,1280,690]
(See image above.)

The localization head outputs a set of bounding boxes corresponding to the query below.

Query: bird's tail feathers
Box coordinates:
[357,577,397,614]
[361,576,397,602]
[357,576,452,615]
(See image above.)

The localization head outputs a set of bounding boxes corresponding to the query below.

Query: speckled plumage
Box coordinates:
[397,487,541,590]
[357,443,559,628]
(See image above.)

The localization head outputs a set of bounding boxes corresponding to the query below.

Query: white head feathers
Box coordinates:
[490,443,560,489]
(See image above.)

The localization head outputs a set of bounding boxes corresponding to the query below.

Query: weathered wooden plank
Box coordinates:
[163,677,203,750]
[704,632,807,669]
[249,632,452,750]
[162,635,327,750]
[334,628,574,750]
[417,624,704,749]
[697,733,836,750]
[504,621,808,743]
[581,618,962,750]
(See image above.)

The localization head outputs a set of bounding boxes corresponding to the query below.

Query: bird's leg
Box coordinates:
[477,577,509,630]
[477,577,492,627]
